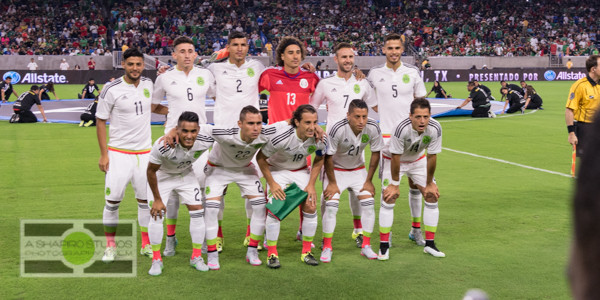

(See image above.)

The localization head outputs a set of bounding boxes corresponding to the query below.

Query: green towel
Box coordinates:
[266,183,308,221]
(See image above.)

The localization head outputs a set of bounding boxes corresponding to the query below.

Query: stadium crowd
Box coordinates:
[1,0,599,58]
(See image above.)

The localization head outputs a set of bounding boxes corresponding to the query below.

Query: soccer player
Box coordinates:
[81,79,100,99]
[457,81,495,118]
[310,42,376,247]
[500,87,527,114]
[256,105,326,268]
[202,106,285,269]
[146,111,214,276]
[10,85,48,123]
[367,33,427,247]
[320,100,383,262]
[96,48,161,262]
[151,36,215,257]
[1,77,19,103]
[381,98,444,259]
[566,54,600,157]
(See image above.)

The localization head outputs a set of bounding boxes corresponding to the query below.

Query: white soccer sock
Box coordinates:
[266,214,280,242]
[249,197,266,239]
[189,209,205,246]
[103,201,120,228]
[379,200,395,229]
[244,196,252,219]
[409,188,422,226]
[148,214,164,246]
[218,196,224,221]
[359,197,375,234]
[204,200,220,243]
[137,202,150,229]
[423,201,439,238]
[301,211,317,238]
[322,198,339,235]
[165,194,180,220]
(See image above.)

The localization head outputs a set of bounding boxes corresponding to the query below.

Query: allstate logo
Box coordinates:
[3,71,21,83]
[544,70,556,81]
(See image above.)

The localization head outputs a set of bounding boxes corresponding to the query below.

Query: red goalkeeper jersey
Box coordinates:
[259,67,319,124]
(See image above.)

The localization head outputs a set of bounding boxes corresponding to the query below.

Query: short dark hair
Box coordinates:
[30,85,39,91]
[5,77,12,81]
[410,97,431,114]
[275,36,306,67]
[348,99,368,113]
[468,81,476,87]
[334,42,353,55]
[123,48,144,60]
[88,78,94,82]
[520,80,526,83]
[586,55,600,73]
[384,33,403,44]
[500,86,508,92]
[173,36,194,49]
[178,111,199,126]
[228,31,247,44]
[291,104,317,128]
[239,105,260,121]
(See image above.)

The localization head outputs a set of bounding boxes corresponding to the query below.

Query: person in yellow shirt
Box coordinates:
[566,55,600,157]
[567,58,573,69]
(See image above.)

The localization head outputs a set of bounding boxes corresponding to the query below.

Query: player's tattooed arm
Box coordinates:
[160,127,179,147]
[147,162,166,219]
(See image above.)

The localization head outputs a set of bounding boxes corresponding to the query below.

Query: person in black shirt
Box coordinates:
[79,96,99,127]
[456,81,494,118]
[1,77,18,103]
[473,80,494,101]
[259,93,268,123]
[520,81,543,109]
[39,82,60,101]
[500,80,524,101]
[426,81,450,98]
[500,87,528,114]
[10,85,48,123]
[80,78,100,99]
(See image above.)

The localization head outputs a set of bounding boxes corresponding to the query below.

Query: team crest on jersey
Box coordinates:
[402,74,410,84]
[354,84,361,94]
[247,68,255,77]
[197,76,205,86]
[254,143,264,149]
[205,186,211,194]
[299,78,309,89]
[143,88,150,98]
[105,187,111,196]
[194,151,203,159]
[307,145,316,154]
[361,134,369,143]
[383,179,389,186]
[569,93,575,100]
[422,136,431,144]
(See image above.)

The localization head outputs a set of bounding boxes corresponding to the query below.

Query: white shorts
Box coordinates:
[148,170,202,206]
[191,150,209,188]
[323,167,368,198]
[104,150,149,201]
[203,163,264,198]
[268,167,310,198]
[380,155,427,187]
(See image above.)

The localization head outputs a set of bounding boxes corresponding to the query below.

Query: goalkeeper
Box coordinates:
[256,105,326,269]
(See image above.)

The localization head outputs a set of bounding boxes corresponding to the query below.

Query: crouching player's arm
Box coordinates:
[323,154,340,200]
[423,154,440,202]
[256,150,285,201]
[361,150,380,196]
[383,153,401,202]
[306,153,325,205]
[147,162,166,219]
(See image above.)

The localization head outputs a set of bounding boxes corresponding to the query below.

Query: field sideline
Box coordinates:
[1,81,574,299]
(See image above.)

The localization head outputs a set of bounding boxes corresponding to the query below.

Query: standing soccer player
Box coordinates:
[146,111,214,275]
[256,105,326,268]
[381,98,443,259]
[96,48,161,262]
[310,42,376,247]
[320,100,383,262]
[202,106,285,269]
[152,36,215,257]
[367,33,427,247]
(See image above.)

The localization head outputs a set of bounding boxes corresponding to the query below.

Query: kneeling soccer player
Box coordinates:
[320,99,383,262]
[381,98,444,259]
[146,111,214,275]
[256,104,326,268]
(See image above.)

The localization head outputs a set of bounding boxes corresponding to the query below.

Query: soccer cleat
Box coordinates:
[409,228,426,246]
[246,247,262,266]
[78,120,84,127]
[217,237,224,253]
[267,254,281,269]
[207,252,220,270]
[320,248,332,263]
[520,106,526,114]
[302,252,319,266]
[243,236,250,247]
[83,120,94,127]
[140,244,153,257]
[190,256,209,272]
[488,111,496,118]
[163,236,178,256]
[377,248,389,261]
[148,259,163,276]
[353,232,364,248]
[424,243,446,258]
[361,245,378,260]
[102,247,116,263]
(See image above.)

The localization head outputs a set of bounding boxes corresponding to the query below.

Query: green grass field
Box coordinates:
[1,81,574,299]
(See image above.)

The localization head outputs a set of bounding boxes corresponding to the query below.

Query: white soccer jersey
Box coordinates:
[389,117,442,162]
[310,74,375,130]
[261,124,327,171]
[367,63,426,135]
[152,65,215,133]
[205,121,286,168]
[96,76,154,152]
[326,118,384,169]
[208,59,265,126]
[148,130,214,175]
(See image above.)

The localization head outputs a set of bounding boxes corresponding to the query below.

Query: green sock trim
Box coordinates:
[166,218,177,225]
[218,220,223,226]
[412,217,422,223]
[250,233,263,241]
[266,240,278,246]
[323,232,334,238]
[104,226,117,234]
[192,243,203,249]
[207,238,218,246]
[353,215,361,220]
[363,231,372,238]
[380,226,392,234]
[302,235,314,242]
[139,226,148,233]
[151,244,161,251]
[424,225,437,233]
